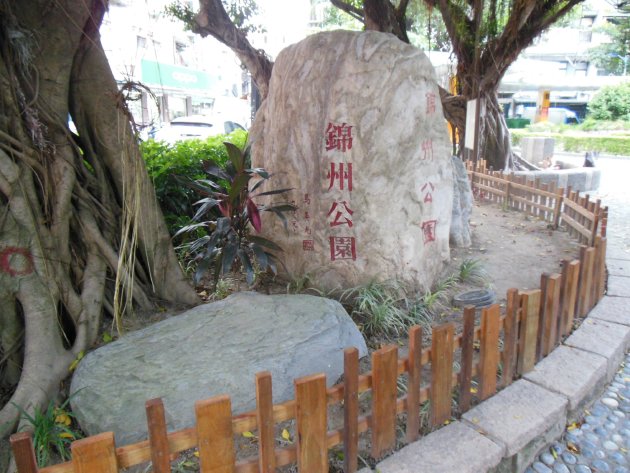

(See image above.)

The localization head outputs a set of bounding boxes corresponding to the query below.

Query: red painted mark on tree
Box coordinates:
[303,240,315,251]
[325,122,353,152]
[326,163,353,191]
[0,247,35,276]
[326,200,354,227]
[421,220,437,244]
[329,236,356,261]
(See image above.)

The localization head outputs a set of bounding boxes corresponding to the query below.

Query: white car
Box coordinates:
[152,115,245,144]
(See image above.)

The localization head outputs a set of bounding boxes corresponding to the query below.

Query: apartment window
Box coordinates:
[578,30,593,42]
[174,41,188,67]
[574,61,589,77]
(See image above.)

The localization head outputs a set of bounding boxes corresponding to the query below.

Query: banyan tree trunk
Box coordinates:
[0,0,198,453]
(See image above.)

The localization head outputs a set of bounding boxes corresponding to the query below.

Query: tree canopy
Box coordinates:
[589,7,630,75]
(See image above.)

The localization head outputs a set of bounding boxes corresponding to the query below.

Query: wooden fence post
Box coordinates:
[295,374,328,473]
[10,432,39,473]
[256,372,275,473]
[430,323,455,426]
[542,273,562,357]
[371,345,398,459]
[72,432,119,473]
[146,399,171,473]
[406,326,423,443]
[343,348,359,473]
[196,396,235,473]
[591,235,606,306]
[501,288,520,388]
[553,187,564,229]
[580,247,596,317]
[561,260,581,336]
[479,304,501,400]
[458,307,475,413]
[590,199,601,246]
[517,290,541,375]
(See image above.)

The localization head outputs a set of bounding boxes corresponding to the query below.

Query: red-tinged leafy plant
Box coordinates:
[175,142,296,287]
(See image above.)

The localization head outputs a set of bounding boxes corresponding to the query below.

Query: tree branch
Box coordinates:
[194,0,273,98]
[330,0,365,21]
[480,0,585,90]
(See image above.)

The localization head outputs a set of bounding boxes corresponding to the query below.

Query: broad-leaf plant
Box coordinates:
[176,142,296,286]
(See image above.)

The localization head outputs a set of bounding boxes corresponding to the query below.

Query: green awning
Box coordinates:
[141,59,217,91]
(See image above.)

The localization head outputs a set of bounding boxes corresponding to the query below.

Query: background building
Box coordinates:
[101,0,249,128]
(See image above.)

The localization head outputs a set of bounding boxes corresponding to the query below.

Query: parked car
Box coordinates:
[152,115,245,144]
[518,107,580,125]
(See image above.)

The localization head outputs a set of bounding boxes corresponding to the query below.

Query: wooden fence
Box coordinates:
[11,169,609,473]
[467,160,608,246]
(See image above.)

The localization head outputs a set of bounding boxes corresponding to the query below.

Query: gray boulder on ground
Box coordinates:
[450,156,473,247]
[70,292,367,446]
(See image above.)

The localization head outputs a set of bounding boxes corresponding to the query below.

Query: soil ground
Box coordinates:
[455,199,580,302]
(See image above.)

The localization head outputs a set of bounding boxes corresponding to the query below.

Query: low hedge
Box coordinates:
[509,130,630,156]
[141,129,248,235]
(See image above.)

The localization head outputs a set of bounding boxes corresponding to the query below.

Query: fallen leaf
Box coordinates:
[281,429,291,441]
[242,431,255,438]
[567,442,580,454]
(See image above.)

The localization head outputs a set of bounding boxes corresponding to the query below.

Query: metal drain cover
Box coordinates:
[453,289,496,308]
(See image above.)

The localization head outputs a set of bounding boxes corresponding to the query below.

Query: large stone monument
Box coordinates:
[250,31,453,291]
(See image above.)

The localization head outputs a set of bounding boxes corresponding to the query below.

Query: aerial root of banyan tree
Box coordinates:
[0,0,198,457]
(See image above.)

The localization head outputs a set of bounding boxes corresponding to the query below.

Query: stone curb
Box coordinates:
[370,290,630,473]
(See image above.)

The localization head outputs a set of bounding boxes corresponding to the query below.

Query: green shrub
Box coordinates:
[509,130,630,155]
[141,130,248,235]
[587,82,630,121]
[562,135,630,155]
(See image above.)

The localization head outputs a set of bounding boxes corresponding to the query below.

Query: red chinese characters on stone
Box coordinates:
[325,122,353,152]
[303,240,315,251]
[421,182,435,203]
[326,201,354,227]
[421,220,437,244]
[421,139,433,161]
[426,92,436,115]
[303,193,311,205]
[326,163,353,191]
[329,236,356,261]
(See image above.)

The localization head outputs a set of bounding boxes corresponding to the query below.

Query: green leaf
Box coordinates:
[254,188,295,197]
[216,217,231,235]
[202,162,231,181]
[251,243,268,270]
[246,167,270,179]
[263,203,298,212]
[193,199,220,221]
[237,249,254,285]
[173,222,208,238]
[228,173,251,206]
[248,235,283,252]
[221,243,238,275]
[250,176,269,193]
[224,141,245,172]
[189,235,211,253]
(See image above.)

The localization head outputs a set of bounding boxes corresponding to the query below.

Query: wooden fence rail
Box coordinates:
[11,166,609,473]
[466,160,607,245]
